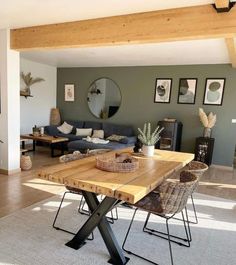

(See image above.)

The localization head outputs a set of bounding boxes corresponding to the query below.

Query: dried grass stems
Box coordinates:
[199,108,216,129]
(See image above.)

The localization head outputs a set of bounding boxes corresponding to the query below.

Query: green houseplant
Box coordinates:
[138,122,163,156]
[20,72,45,98]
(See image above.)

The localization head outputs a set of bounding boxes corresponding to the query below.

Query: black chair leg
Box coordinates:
[53,191,69,229]
[143,211,191,247]
[53,191,94,240]
[122,208,170,265]
[166,218,174,265]
[190,194,198,224]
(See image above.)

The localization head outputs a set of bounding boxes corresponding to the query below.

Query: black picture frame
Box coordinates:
[177,78,198,104]
[154,78,172,103]
[203,78,226,106]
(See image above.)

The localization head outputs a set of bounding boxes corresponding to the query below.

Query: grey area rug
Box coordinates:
[0,193,235,265]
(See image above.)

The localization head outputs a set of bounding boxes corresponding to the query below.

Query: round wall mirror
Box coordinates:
[87,78,121,119]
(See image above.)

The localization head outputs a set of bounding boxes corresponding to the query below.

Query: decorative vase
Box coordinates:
[20,155,32,171]
[142,145,155,157]
[203,127,212,138]
[50,108,61,125]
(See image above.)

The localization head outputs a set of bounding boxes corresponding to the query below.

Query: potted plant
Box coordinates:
[20,72,45,98]
[138,122,163,156]
[199,108,216,137]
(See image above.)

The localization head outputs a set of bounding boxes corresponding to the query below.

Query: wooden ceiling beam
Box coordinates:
[11,4,236,51]
[225,38,236,68]
[215,0,230,9]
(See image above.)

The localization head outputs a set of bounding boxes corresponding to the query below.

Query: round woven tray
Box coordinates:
[96,153,139,173]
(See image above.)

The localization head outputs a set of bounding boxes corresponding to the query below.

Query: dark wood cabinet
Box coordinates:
[156,120,183,151]
[194,137,215,166]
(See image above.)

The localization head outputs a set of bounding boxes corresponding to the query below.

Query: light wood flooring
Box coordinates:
[0,146,235,218]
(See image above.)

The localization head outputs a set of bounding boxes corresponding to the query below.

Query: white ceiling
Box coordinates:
[0,0,214,29]
[1,0,233,67]
[21,39,230,67]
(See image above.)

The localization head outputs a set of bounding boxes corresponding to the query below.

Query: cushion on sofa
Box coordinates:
[119,136,137,144]
[44,125,60,136]
[102,123,134,138]
[76,128,92,137]
[106,134,126,142]
[68,139,132,152]
[84,121,102,130]
[92,130,104,139]
[57,133,83,141]
[57,122,73,134]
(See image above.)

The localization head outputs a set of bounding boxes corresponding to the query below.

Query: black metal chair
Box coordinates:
[52,186,94,240]
[52,186,119,238]
[185,161,208,224]
[122,171,198,265]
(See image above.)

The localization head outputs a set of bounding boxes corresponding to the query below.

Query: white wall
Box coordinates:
[0,29,20,172]
[20,58,57,134]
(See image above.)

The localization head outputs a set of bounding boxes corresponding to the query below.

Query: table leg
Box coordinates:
[61,142,64,155]
[66,191,129,265]
[51,144,55,157]
[22,140,25,149]
[33,140,36,151]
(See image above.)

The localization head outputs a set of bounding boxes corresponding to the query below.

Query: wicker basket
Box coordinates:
[20,155,32,170]
[96,153,139,173]
[50,108,61,126]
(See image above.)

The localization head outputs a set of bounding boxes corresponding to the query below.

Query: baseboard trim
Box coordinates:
[0,168,21,175]
[210,164,233,171]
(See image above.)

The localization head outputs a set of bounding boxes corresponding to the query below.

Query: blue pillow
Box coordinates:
[119,136,137,144]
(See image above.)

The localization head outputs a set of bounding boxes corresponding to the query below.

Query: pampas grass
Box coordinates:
[199,108,216,128]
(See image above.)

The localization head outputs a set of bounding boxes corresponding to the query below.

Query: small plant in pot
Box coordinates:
[138,122,164,157]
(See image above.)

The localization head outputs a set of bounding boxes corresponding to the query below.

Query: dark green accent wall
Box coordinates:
[57,64,236,167]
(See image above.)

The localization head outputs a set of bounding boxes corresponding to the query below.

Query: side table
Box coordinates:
[194,137,215,166]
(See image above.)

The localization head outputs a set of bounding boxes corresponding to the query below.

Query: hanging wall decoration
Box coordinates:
[203,78,225,106]
[154,78,172,103]
[177,78,197,104]
[64,84,75,102]
[20,72,45,98]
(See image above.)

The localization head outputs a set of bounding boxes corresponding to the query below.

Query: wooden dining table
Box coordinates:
[39,148,194,265]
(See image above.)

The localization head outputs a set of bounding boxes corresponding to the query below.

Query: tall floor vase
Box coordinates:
[50,108,61,126]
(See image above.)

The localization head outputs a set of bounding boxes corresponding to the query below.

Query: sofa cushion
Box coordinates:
[119,136,137,144]
[102,123,134,138]
[44,125,59,136]
[92,130,104,139]
[76,128,92,137]
[84,121,102,130]
[57,122,73,134]
[68,139,132,152]
[57,132,83,141]
[106,134,126,142]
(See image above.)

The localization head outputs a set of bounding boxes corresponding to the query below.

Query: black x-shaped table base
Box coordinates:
[65,191,130,265]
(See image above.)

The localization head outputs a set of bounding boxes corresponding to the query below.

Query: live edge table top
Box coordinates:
[38,148,194,204]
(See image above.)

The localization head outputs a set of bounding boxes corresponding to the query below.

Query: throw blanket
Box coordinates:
[83,136,109,144]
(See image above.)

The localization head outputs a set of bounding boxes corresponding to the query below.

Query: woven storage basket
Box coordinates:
[187,161,208,177]
[96,153,139,173]
[20,155,32,170]
[50,108,61,126]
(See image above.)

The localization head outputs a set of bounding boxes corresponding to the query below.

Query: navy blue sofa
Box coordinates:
[44,120,137,152]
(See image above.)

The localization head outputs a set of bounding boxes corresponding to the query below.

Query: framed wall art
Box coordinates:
[154,78,172,103]
[177,78,197,104]
[203,78,225,106]
[64,83,75,102]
